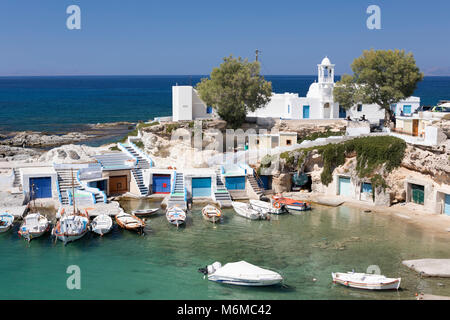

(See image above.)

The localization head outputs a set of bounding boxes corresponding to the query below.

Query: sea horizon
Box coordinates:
[1,75,449,138]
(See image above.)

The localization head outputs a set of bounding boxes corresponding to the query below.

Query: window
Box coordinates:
[206,106,213,114]
[286,139,292,146]
[288,105,290,114]
[357,104,363,112]
[256,139,260,145]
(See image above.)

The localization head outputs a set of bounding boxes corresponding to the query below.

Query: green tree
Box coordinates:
[196,55,272,128]
[334,49,424,126]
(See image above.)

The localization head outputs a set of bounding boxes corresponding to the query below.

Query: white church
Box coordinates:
[172,57,420,125]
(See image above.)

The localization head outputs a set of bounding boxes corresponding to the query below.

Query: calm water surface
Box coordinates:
[1,201,449,300]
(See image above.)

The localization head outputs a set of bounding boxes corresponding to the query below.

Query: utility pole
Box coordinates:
[255,49,260,62]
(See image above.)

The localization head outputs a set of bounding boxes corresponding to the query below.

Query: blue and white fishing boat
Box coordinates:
[0,213,14,233]
[166,206,186,227]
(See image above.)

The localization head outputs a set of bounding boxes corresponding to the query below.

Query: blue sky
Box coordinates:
[1,0,449,76]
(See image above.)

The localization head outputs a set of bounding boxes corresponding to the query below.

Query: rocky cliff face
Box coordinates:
[400,142,450,184]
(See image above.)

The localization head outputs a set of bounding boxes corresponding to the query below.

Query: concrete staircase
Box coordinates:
[167,172,187,210]
[123,144,150,197]
[13,169,22,191]
[131,167,149,196]
[214,169,232,208]
[247,173,264,200]
[124,144,151,169]
[56,169,105,205]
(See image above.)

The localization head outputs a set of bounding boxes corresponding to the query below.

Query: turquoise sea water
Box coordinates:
[0,76,449,133]
[1,201,450,300]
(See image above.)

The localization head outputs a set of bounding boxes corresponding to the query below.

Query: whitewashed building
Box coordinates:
[171,57,420,125]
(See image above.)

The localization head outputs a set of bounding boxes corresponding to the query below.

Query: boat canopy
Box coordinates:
[214,261,281,279]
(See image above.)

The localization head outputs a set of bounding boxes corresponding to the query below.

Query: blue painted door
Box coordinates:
[30,177,52,199]
[403,105,412,114]
[361,182,372,194]
[339,177,351,196]
[192,177,211,197]
[259,176,270,190]
[339,106,346,118]
[444,194,450,216]
[225,176,246,190]
[303,105,310,119]
[153,174,171,193]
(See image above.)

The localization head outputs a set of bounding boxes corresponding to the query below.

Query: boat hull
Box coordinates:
[132,209,159,217]
[332,273,401,290]
[208,275,282,286]
[53,229,88,244]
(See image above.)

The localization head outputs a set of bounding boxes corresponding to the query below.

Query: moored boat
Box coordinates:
[202,205,222,223]
[115,212,145,234]
[52,169,90,244]
[91,214,113,236]
[232,202,268,220]
[0,213,14,233]
[198,261,283,286]
[18,213,50,242]
[166,206,186,227]
[249,199,286,215]
[332,272,401,290]
[131,208,159,217]
[52,209,90,244]
[272,195,311,212]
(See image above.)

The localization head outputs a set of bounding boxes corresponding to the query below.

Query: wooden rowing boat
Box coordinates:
[332,272,401,290]
[115,212,145,234]
[202,205,222,223]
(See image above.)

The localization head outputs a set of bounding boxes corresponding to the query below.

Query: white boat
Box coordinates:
[250,200,286,215]
[131,208,159,217]
[18,213,50,241]
[332,272,401,290]
[232,202,268,220]
[52,209,90,244]
[166,206,186,227]
[202,205,222,223]
[91,214,113,236]
[0,213,14,233]
[115,212,145,234]
[199,261,283,286]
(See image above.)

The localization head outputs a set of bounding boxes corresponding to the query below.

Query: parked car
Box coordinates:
[432,105,450,113]
[413,105,433,113]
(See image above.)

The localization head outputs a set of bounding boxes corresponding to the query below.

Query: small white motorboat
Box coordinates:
[18,213,50,241]
[332,272,401,290]
[166,206,186,227]
[250,200,286,215]
[131,208,159,217]
[115,212,145,234]
[202,205,222,223]
[52,209,90,244]
[232,202,268,220]
[199,261,283,286]
[0,213,14,233]
[91,214,113,236]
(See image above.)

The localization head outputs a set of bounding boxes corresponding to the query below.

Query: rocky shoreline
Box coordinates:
[0,121,136,160]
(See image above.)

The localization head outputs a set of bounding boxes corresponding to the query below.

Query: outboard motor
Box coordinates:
[199,262,222,276]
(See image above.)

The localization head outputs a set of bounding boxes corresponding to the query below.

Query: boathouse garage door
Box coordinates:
[338,177,351,197]
[444,194,450,216]
[29,177,52,199]
[109,176,128,194]
[411,184,425,205]
[225,176,246,190]
[153,174,171,194]
[192,177,211,197]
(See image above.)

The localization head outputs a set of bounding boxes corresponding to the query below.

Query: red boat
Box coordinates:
[272,195,311,212]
